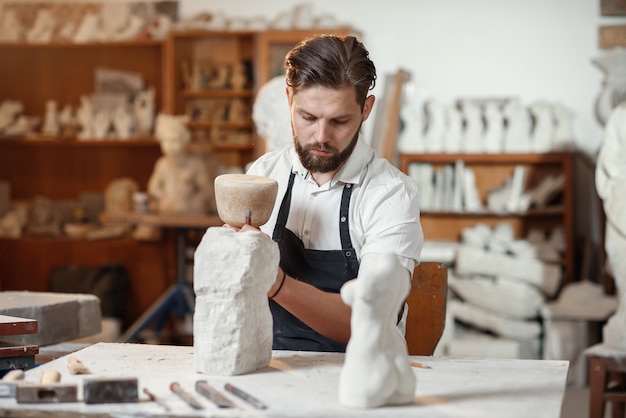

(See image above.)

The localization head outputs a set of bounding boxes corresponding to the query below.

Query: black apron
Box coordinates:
[270,171,359,352]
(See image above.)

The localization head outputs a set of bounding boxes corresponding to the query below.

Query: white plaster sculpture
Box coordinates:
[73,12,100,43]
[100,2,131,41]
[292,3,314,29]
[0,100,24,133]
[194,227,278,375]
[104,177,139,215]
[396,103,425,154]
[595,103,626,349]
[148,113,214,214]
[552,103,575,150]
[92,110,111,139]
[229,63,248,90]
[58,104,76,138]
[111,104,134,140]
[502,101,531,153]
[76,95,94,140]
[339,253,416,408]
[133,87,155,137]
[148,14,173,40]
[424,99,445,152]
[41,100,60,137]
[455,245,561,297]
[593,47,626,125]
[483,102,504,153]
[26,9,54,43]
[529,101,554,153]
[252,76,292,152]
[463,167,483,211]
[0,9,24,42]
[460,101,483,153]
[442,104,462,153]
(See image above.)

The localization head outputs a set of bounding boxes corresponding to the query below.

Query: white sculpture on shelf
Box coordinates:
[111,104,134,140]
[148,113,214,215]
[483,102,504,153]
[26,9,54,43]
[41,100,60,137]
[0,100,24,133]
[133,87,155,137]
[73,12,100,43]
[595,103,626,350]
[339,253,416,409]
[529,101,554,153]
[424,99,445,153]
[442,104,462,153]
[76,95,94,140]
[552,103,575,150]
[503,100,531,153]
[0,9,24,42]
[397,103,425,154]
[460,101,483,153]
[92,109,111,139]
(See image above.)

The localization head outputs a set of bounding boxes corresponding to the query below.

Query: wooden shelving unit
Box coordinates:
[0,28,355,327]
[399,152,575,284]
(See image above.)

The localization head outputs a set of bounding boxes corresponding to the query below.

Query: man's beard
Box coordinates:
[294,125,361,173]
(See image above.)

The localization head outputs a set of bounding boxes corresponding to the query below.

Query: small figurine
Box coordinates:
[41,100,60,137]
[148,113,215,214]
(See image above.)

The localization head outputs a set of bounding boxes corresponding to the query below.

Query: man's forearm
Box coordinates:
[271,274,352,345]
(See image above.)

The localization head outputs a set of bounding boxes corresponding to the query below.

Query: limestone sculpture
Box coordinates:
[148,113,214,214]
[194,227,279,375]
[595,103,626,349]
[339,253,416,408]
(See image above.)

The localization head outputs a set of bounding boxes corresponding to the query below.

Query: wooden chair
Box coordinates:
[405,262,448,356]
[587,344,626,418]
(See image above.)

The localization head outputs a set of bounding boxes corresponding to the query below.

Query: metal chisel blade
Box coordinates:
[195,380,235,408]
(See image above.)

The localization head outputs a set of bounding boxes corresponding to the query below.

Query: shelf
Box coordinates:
[0,136,159,147]
[421,206,565,217]
[187,121,253,130]
[400,152,571,166]
[0,39,164,48]
[181,89,254,99]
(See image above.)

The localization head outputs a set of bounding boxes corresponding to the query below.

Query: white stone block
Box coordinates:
[193,227,279,376]
[455,245,561,296]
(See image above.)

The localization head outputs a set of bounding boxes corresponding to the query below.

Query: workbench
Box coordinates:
[0,342,568,417]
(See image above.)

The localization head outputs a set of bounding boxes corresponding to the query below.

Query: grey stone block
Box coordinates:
[0,291,101,346]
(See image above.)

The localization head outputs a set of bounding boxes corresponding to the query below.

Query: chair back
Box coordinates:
[405,261,448,356]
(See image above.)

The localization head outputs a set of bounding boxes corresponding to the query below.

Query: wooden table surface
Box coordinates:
[0,342,569,417]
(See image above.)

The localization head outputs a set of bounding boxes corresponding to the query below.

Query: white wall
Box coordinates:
[180,0,625,156]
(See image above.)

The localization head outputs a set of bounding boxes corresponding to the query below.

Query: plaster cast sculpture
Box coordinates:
[396,103,425,154]
[0,100,24,133]
[460,101,483,153]
[595,103,626,349]
[73,12,100,43]
[502,101,531,153]
[111,104,134,139]
[26,9,54,43]
[104,178,139,215]
[133,87,155,137]
[229,62,248,90]
[92,110,111,139]
[442,104,462,153]
[593,47,626,125]
[552,103,575,149]
[424,99,445,152]
[148,113,214,214]
[339,253,416,408]
[194,227,279,375]
[0,9,23,42]
[76,95,94,140]
[483,102,504,153]
[529,101,554,152]
[41,100,60,136]
[252,75,293,152]
[58,104,76,138]
[26,197,62,237]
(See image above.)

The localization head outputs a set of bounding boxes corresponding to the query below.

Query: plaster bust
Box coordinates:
[148,113,214,214]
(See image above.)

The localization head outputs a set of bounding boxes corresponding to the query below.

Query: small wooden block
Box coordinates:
[83,377,138,404]
[16,383,78,403]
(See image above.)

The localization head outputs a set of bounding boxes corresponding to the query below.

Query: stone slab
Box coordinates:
[0,291,101,346]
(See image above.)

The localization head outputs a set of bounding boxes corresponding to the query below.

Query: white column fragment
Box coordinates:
[193,227,279,375]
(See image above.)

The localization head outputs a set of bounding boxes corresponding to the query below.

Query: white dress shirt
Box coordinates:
[247,136,424,273]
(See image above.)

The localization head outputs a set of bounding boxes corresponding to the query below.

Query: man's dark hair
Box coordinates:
[284,34,377,110]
